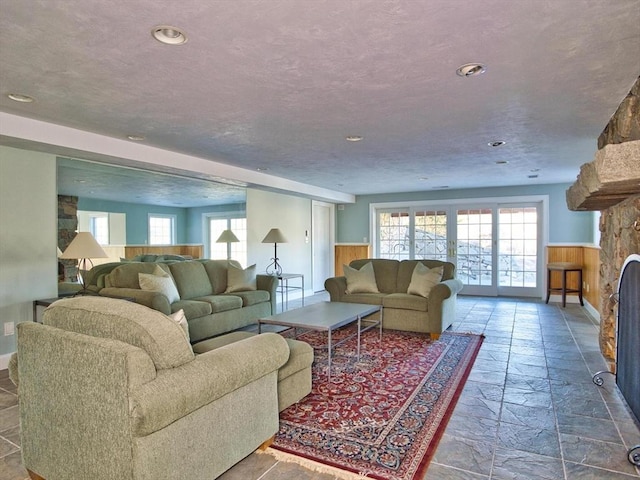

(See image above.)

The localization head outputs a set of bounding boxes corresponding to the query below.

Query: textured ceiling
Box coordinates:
[1,0,639,206]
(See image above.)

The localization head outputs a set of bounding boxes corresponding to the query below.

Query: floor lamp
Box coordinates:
[59,232,108,294]
[216,229,239,260]
[262,228,288,276]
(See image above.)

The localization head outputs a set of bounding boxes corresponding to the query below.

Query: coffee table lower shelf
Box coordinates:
[258,301,382,380]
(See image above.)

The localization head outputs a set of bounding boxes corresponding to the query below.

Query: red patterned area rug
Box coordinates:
[266,328,483,480]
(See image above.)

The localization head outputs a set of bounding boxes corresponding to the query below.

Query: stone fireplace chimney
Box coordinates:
[566,76,640,369]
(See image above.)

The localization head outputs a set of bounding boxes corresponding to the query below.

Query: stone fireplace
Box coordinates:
[566,76,640,369]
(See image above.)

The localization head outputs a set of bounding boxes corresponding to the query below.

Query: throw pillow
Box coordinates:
[407,263,444,298]
[344,262,379,294]
[138,265,180,303]
[226,263,257,293]
[169,309,190,342]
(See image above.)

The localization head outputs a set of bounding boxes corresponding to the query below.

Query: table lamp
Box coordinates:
[216,229,239,260]
[262,228,287,276]
[59,232,108,293]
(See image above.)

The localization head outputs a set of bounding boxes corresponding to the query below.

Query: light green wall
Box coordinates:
[337,183,595,245]
[0,146,58,361]
[247,189,312,289]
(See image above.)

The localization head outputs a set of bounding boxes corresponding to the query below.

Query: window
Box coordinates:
[149,214,176,245]
[208,216,247,266]
[89,215,109,245]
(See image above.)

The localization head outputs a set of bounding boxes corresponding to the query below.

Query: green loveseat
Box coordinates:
[12,296,289,480]
[324,258,463,339]
[99,260,278,343]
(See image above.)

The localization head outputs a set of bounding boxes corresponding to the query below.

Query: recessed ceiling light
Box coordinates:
[346,135,363,142]
[151,25,187,45]
[495,160,509,165]
[127,134,146,141]
[256,167,269,172]
[530,168,540,172]
[7,93,34,103]
[488,140,505,147]
[456,63,486,77]
[419,177,429,181]
[528,174,539,179]
[434,185,449,189]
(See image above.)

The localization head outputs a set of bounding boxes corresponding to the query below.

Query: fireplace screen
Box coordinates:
[616,254,640,425]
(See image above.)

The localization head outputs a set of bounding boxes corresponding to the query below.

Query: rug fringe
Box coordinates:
[257,447,373,479]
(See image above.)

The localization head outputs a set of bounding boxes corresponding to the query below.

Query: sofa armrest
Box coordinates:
[324,276,347,302]
[99,287,172,315]
[129,332,289,436]
[257,274,278,314]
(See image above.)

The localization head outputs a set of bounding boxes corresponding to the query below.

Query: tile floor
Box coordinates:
[1,294,639,479]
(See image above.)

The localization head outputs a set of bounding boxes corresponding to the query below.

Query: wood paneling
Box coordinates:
[546,245,600,311]
[124,244,204,259]
[335,244,370,276]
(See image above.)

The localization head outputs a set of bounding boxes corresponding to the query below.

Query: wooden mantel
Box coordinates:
[566,140,640,211]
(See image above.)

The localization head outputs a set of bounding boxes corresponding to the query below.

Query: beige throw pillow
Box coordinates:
[407,263,443,298]
[344,262,379,294]
[169,309,190,342]
[226,263,257,293]
[138,265,180,303]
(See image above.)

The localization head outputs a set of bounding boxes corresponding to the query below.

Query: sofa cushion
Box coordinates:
[139,265,181,303]
[383,293,429,312]
[397,260,454,291]
[407,264,444,298]
[194,295,243,313]
[226,290,270,307]
[169,309,190,342]
[344,262,379,294]
[336,292,385,305]
[226,263,257,293]
[349,259,399,293]
[201,259,239,294]
[171,299,213,319]
[106,262,171,289]
[43,296,195,369]
[169,261,214,299]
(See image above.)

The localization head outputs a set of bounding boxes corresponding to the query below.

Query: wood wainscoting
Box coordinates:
[334,244,371,276]
[124,244,204,259]
[546,245,600,311]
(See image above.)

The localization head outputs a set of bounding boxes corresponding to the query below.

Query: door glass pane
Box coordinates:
[414,210,448,261]
[498,207,538,287]
[457,209,493,286]
[379,211,410,260]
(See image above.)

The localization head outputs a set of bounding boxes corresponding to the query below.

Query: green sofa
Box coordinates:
[98,260,278,343]
[12,296,289,480]
[324,258,463,339]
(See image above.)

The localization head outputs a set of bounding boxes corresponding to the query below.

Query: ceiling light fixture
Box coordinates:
[456,63,486,77]
[7,93,34,103]
[256,167,269,172]
[528,174,539,179]
[346,135,363,142]
[488,140,505,147]
[151,25,187,45]
[495,160,509,164]
[127,134,146,141]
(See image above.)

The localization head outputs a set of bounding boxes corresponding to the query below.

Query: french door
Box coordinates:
[376,200,543,297]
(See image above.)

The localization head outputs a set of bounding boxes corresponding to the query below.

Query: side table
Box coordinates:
[277,273,304,312]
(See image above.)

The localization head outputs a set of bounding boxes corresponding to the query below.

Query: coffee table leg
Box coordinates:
[327,329,332,382]
[357,315,361,362]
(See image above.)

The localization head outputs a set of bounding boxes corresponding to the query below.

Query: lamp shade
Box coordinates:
[59,232,108,259]
[261,228,288,244]
[57,246,63,257]
[216,229,240,243]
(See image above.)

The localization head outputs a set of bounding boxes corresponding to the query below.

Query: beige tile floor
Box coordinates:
[1,294,639,479]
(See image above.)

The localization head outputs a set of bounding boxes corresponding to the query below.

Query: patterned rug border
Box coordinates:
[268,331,484,480]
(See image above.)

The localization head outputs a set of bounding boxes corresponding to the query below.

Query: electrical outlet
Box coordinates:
[4,322,15,336]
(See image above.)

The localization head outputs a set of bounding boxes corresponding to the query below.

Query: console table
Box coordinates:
[277,273,304,312]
